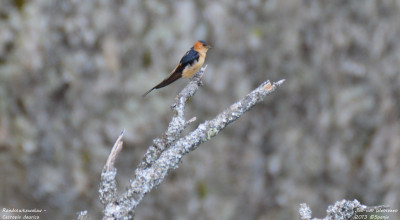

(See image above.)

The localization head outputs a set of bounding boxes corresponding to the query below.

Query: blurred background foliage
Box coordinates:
[0,0,399,219]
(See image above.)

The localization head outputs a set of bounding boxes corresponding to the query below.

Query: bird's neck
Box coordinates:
[198,50,207,58]
[195,47,208,56]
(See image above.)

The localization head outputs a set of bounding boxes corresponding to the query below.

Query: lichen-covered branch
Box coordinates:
[136,66,207,171]
[299,199,390,220]
[94,65,285,219]
[77,211,88,220]
[98,130,125,207]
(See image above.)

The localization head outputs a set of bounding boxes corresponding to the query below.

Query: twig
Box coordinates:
[105,130,125,172]
[99,131,124,207]
[184,117,197,128]
[77,210,87,220]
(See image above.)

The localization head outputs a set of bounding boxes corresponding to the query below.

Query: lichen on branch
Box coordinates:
[93,66,285,219]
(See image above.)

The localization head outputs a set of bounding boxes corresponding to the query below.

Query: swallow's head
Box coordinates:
[194,40,212,53]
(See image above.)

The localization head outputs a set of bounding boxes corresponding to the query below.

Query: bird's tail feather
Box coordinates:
[142,72,182,97]
[142,87,155,97]
[154,72,181,89]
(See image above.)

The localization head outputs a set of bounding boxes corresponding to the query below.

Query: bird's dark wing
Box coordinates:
[167,48,200,79]
[142,48,199,97]
[180,48,199,65]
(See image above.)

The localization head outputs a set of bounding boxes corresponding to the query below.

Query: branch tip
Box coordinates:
[276,79,286,85]
[105,131,125,172]
[195,64,207,82]
[188,117,197,123]
[263,79,285,91]
[184,117,197,128]
[77,210,87,220]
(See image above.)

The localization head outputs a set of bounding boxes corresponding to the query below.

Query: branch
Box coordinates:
[137,65,207,171]
[99,130,125,206]
[95,65,284,219]
[299,199,390,220]
[76,210,87,220]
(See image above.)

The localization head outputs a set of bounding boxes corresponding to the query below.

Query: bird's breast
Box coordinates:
[182,54,205,78]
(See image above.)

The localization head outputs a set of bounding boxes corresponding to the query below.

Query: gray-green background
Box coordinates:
[0,0,399,219]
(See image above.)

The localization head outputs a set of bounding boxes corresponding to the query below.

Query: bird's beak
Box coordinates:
[206,45,212,49]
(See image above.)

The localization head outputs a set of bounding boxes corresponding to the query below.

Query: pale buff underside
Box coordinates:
[182,52,206,78]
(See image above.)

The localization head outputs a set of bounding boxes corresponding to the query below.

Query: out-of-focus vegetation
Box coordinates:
[0,0,399,219]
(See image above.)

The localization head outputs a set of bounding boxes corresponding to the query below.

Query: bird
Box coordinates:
[142,40,212,97]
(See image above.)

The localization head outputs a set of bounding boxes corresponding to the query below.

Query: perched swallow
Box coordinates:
[142,40,212,97]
